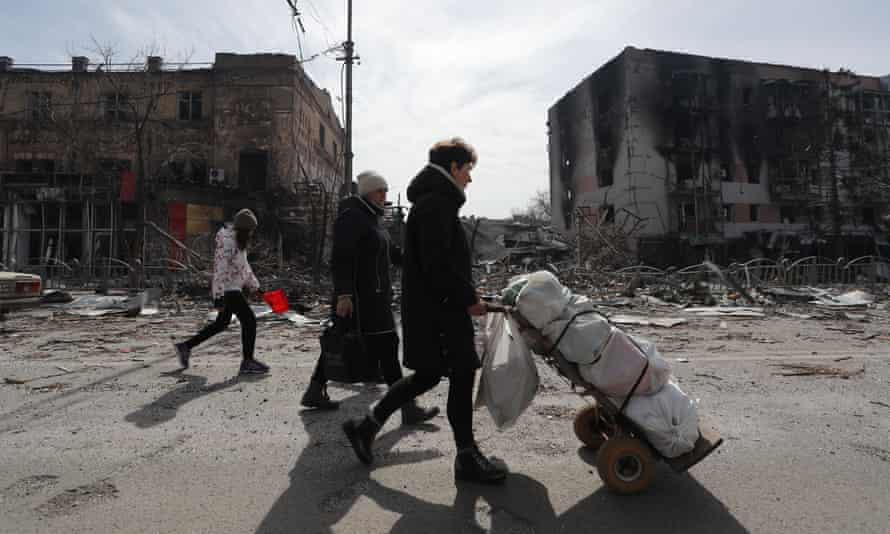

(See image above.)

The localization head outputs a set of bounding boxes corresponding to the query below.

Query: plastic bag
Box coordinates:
[577,328,671,397]
[515,271,571,329]
[476,313,539,430]
[623,380,699,458]
[540,299,611,364]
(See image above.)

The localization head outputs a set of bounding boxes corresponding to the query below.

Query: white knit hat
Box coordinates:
[356,170,388,197]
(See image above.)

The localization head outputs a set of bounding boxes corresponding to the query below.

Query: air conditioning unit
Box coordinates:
[208,168,225,185]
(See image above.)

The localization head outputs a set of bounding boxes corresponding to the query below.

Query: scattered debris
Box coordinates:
[609,315,687,328]
[771,363,865,379]
[869,401,890,409]
[685,307,766,318]
[4,377,27,385]
[694,373,724,381]
[833,356,853,362]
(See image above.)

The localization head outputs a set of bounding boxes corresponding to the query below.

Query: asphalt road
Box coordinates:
[1,305,889,533]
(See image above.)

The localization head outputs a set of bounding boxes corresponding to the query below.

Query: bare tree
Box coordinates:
[511,189,551,224]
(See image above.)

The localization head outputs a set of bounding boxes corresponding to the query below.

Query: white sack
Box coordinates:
[476,313,539,430]
[623,380,699,458]
[540,310,612,364]
[577,328,671,397]
[515,271,571,329]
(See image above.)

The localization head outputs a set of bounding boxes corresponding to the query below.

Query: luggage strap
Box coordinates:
[545,310,598,360]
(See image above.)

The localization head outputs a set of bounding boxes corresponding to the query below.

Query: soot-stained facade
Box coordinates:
[549,47,890,265]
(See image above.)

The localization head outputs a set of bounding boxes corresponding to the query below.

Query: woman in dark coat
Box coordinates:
[300,172,438,425]
[343,139,507,484]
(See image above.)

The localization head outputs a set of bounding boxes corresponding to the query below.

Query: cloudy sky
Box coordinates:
[5,1,889,217]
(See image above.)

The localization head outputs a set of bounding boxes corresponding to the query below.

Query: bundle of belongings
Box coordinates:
[500,271,700,458]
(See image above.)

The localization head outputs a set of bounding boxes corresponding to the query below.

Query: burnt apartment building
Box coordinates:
[0,52,343,276]
[549,47,890,266]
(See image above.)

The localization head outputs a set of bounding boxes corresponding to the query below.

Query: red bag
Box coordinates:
[263,290,289,314]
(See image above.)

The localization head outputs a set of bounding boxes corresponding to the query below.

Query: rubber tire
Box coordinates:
[573,404,607,450]
[596,437,656,495]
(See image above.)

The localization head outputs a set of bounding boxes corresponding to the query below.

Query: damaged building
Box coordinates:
[0,52,343,280]
[549,47,890,267]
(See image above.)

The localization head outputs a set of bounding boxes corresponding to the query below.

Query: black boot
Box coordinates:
[301,380,340,410]
[454,445,507,484]
[343,415,380,465]
[401,401,440,426]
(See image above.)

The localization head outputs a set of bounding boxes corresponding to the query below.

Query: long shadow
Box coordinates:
[124,370,261,428]
[254,391,443,534]
[257,436,748,533]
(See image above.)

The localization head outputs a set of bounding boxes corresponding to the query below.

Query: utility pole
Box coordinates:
[338,0,355,197]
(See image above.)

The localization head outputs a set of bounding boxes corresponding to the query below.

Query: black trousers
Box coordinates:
[311,331,403,386]
[371,367,476,450]
[184,290,256,360]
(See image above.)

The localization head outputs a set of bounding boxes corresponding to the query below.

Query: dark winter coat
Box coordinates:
[401,164,479,376]
[331,195,401,335]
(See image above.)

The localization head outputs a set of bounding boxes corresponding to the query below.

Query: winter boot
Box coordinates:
[342,415,381,465]
[454,445,507,484]
[301,380,340,410]
[401,401,440,426]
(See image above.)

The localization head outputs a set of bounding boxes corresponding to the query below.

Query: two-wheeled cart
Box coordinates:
[488,303,723,495]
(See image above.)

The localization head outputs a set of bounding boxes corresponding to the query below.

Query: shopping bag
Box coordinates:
[319,318,382,383]
[476,314,539,430]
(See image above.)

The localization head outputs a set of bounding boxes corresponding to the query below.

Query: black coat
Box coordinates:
[401,165,479,376]
[331,196,400,335]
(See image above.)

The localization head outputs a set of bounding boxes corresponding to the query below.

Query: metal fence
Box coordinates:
[610,256,890,293]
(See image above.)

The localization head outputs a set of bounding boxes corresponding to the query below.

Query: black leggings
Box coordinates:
[311,331,404,386]
[371,368,476,450]
[184,291,256,360]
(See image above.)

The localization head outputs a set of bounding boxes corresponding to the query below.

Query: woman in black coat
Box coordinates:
[342,139,507,484]
[301,172,438,426]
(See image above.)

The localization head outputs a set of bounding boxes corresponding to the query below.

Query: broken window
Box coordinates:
[750,204,760,222]
[332,141,338,159]
[601,204,615,224]
[676,153,695,184]
[746,158,760,184]
[15,160,33,173]
[93,205,113,230]
[177,91,203,121]
[679,202,695,232]
[100,93,130,121]
[862,207,876,226]
[742,87,753,106]
[723,204,733,222]
[319,124,326,148]
[780,205,797,224]
[721,164,732,182]
[27,91,52,120]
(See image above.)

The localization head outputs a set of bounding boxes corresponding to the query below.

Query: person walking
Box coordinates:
[342,139,507,484]
[174,208,270,376]
[301,171,439,427]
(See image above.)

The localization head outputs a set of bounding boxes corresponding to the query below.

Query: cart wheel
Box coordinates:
[573,404,607,451]
[596,437,655,495]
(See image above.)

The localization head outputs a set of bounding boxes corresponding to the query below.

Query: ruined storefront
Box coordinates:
[0,53,344,281]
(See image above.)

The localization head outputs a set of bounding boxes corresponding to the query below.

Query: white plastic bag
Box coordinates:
[540,305,612,364]
[623,380,699,458]
[577,328,671,397]
[476,314,539,430]
[515,271,571,329]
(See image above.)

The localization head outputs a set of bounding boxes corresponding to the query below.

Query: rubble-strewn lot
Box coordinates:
[1,288,890,533]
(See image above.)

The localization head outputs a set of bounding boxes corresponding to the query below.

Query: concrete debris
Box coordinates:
[771,363,865,379]
[610,315,688,328]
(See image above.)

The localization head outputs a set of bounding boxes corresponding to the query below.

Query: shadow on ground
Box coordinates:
[255,392,747,534]
[124,370,266,428]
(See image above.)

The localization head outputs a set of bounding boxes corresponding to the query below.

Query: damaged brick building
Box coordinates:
[549,47,890,267]
[0,52,343,279]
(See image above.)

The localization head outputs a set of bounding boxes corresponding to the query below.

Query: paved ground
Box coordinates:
[1,299,889,533]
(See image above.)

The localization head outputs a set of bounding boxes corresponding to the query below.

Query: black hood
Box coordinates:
[406,165,466,207]
[338,195,384,217]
